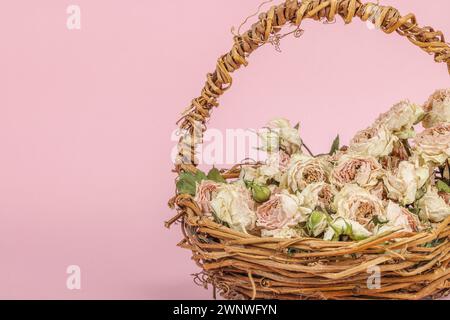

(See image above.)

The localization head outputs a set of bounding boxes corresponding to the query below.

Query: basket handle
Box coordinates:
[175,0,450,171]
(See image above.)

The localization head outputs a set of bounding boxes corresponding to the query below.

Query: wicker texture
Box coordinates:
[168,0,450,300]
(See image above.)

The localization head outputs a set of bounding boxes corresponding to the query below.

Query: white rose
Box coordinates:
[383,160,429,205]
[349,125,398,158]
[374,100,424,139]
[210,183,257,233]
[423,89,450,128]
[333,184,385,231]
[258,152,290,182]
[300,182,335,211]
[330,154,383,189]
[417,188,450,223]
[240,152,290,184]
[324,217,372,241]
[266,118,302,155]
[375,201,421,234]
[414,123,450,165]
[282,154,332,193]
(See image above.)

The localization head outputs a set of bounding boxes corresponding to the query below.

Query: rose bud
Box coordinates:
[252,184,272,203]
[306,211,328,237]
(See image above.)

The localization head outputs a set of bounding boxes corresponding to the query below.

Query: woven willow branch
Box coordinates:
[175,0,450,171]
[169,0,450,300]
[168,193,450,299]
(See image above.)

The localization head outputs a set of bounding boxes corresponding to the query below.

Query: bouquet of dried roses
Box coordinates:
[177,90,450,242]
[168,0,450,300]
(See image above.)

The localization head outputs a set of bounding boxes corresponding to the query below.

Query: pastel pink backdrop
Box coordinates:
[0,0,449,299]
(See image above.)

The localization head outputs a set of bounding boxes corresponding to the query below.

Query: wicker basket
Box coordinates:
[167,0,450,300]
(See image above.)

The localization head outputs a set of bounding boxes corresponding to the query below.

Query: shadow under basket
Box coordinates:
[167,0,450,300]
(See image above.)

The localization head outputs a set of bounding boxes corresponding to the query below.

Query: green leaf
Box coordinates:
[176,170,206,196]
[193,170,207,181]
[207,168,226,183]
[329,135,340,155]
[437,180,450,193]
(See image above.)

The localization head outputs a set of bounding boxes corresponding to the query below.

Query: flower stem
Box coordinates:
[302,141,315,157]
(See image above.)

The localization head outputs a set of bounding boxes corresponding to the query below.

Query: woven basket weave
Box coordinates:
[168,0,450,300]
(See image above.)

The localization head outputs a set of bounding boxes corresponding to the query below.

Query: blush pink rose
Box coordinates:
[330,155,382,189]
[194,180,222,216]
[256,193,308,231]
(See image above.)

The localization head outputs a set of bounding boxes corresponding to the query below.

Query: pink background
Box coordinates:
[0,0,449,299]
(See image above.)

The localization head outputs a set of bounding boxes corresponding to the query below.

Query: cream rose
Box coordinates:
[330,154,383,189]
[417,188,450,223]
[383,160,429,205]
[374,100,423,139]
[375,201,421,234]
[348,125,398,158]
[423,89,450,128]
[282,154,332,193]
[256,191,311,234]
[240,152,290,185]
[210,183,257,233]
[258,151,290,183]
[259,118,302,155]
[414,123,450,165]
[333,184,385,231]
[300,182,335,211]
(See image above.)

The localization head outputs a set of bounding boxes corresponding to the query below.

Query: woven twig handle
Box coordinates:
[176,0,450,171]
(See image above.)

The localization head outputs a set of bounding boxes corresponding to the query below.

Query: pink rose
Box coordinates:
[330,155,382,189]
[195,180,222,216]
[256,193,308,231]
[278,150,291,171]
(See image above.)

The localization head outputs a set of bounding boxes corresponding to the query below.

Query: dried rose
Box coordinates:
[422,89,450,128]
[414,123,450,165]
[375,201,421,234]
[330,154,383,190]
[383,160,429,205]
[417,188,450,223]
[195,180,222,216]
[259,118,302,155]
[282,154,332,193]
[210,183,257,233]
[348,125,398,158]
[239,151,290,185]
[256,191,311,232]
[374,100,424,139]
[300,182,335,211]
[333,184,386,231]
